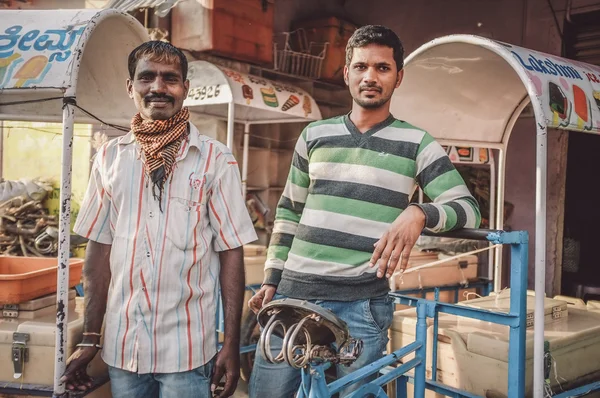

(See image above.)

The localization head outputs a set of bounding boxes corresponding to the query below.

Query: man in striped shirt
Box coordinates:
[248,25,481,397]
[62,41,257,398]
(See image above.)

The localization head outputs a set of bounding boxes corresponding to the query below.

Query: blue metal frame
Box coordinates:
[393,278,492,302]
[288,229,530,397]
[390,230,529,398]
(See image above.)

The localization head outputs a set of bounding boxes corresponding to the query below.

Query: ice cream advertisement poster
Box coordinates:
[0,12,90,89]
[443,145,491,165]
[186,62,319,120]
[505,43,600,134]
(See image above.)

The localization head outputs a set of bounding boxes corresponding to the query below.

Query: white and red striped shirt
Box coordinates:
[74,123,257,374]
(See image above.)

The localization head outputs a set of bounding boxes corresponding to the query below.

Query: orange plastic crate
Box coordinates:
[0,256,83,305]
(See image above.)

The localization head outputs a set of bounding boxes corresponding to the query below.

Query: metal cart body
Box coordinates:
[389,34,600,398]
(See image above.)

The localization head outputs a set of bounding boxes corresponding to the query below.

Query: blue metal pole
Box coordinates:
[414,300,428,397]
[298,367,310,398]
[484,280,492,297]
[431,305,439,383]
[396,376,408,398]
[308,365,329,398]
[507,232,528,398]
[329,342,421,394]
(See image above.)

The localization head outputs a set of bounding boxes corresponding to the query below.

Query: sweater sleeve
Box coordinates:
[263,127,310,286]
[412,132,481,232]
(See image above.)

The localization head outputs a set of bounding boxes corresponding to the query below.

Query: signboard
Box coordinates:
[0,11,95,89]
[185,61,321,121]
[503,42,600,133]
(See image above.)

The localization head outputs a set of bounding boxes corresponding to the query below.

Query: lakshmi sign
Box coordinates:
[502,41,600,133]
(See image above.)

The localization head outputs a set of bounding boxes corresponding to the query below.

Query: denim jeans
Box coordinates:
[248,294,394,398]
[108,359,213,398]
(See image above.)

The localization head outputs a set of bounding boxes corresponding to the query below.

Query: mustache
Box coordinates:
[144,94,175,103]
[359,84,382,93]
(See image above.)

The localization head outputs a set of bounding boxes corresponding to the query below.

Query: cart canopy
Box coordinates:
[184,60,322,124]
[0,9,148,126]
[390,35,600,147]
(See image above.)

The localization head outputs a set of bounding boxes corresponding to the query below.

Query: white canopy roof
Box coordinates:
[0,9,148,126]
[184,60,322,124]
[390,35,600,147]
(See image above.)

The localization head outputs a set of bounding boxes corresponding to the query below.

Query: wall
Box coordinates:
[271,0,590,295]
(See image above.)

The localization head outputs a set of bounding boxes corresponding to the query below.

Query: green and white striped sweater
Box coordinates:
[265,114,481,301]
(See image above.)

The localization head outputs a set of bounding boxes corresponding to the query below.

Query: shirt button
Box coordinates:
[149,211,154,218]
[142,287,146,291]
[146,252,151,257]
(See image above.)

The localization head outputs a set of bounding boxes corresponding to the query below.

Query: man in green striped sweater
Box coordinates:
[248,25,481,397]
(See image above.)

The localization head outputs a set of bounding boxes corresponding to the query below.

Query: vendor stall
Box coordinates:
[0,9,148,397]
[389,34,600,398]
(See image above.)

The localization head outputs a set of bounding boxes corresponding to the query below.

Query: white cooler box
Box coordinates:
[0,293,107,389]
[390,292,600,397]
[391,251,479,309]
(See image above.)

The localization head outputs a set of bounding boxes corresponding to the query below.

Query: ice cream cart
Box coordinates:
[388,34,600,397]
[0,9,148,397]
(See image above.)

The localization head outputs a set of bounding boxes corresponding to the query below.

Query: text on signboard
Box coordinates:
[188,85,221,101]
[0,25,86,61]
[512,51,583,80]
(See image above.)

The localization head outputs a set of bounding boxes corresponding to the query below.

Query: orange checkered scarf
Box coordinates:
[131,107,190,207]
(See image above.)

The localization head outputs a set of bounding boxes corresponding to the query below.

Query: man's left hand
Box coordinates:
[211,344,240,398]
[369,205,426,279]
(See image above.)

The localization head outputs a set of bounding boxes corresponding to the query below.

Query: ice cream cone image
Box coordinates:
[303,95,312,117]
[260,87,278,107]
[14,56,48,88]
[281,95,300,111]
[0,53,21,83]
[548,81,570,127]
[242,84,253,105]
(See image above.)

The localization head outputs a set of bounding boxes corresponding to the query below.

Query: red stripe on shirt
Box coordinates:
[184,265,195,369]
[204,144,213,172]
[140,270,152,310]
[186,174,209,366]
[121,171,145,368]
[85,187,105,238]
[79,145,107,228]
[218,180,242,245]
[209,200,231,250]
[152,179,175,373]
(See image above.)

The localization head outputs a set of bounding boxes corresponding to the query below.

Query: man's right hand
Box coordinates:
[248,284,277,314]
[60,345,98,391]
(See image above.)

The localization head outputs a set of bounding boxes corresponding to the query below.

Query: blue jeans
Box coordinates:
[108,359,213,398]
[249,294,394,398]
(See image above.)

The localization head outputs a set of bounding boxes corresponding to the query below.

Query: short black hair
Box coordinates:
[128,41,188,80]
[345,25,405,71]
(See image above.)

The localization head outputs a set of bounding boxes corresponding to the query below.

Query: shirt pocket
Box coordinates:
[167,197,207,250]
[166,174,208,250]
